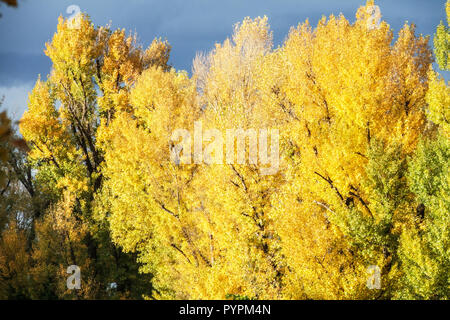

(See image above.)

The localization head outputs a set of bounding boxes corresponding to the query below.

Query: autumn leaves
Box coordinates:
[4,0,448,299]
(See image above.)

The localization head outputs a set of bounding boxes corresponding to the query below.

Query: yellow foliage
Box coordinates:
[13,1,446,300]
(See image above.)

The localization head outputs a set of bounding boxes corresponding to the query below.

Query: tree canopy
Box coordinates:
[0,0,448,300]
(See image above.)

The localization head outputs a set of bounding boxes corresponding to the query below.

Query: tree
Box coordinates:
[434,0,449,71]
[99,66,203,299]
[395,1,449,299]
[260,0,432,299]
[19,13,168,299]
[397,134,449,299]
[192,16,285,299]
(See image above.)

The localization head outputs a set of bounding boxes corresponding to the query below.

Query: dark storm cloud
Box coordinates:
[0,52,50,85]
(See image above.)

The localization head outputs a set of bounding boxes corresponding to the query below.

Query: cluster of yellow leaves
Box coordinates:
[21,79,74,162]
[426,71,450,136]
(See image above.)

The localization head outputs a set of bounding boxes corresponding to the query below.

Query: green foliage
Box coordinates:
[434,1,450,71]
[396,134,449,299]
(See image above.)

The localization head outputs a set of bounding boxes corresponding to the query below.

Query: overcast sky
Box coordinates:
[0,0,448,120]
